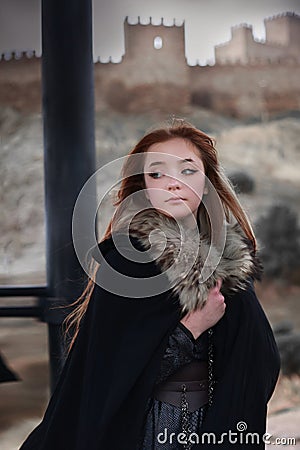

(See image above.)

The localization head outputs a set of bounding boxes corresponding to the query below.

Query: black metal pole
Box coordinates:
[41,0,96,393]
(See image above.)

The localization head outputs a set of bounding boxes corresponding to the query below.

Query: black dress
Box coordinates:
[139,323,209,449]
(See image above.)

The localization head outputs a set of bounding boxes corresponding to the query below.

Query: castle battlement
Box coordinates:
[95,56,123,64]
[215,11,300,64]
[0,50,39,61]
[265,11,300,21]
[231,23,253,30]
[1,12,299,67]
[1,12,300,118]
[126,16,184,27]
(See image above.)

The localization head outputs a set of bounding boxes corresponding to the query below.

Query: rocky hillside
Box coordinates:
[1,106,300,449]
[1,106,299,280]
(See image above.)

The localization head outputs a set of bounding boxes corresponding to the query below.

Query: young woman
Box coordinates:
[21,120,280,450]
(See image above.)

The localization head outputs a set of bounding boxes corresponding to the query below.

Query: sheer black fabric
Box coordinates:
[140,399,208,450]
[155,324,208,385]
[138,324,209,449]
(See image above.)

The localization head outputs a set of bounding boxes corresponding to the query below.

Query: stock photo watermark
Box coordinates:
[157,421,297,446]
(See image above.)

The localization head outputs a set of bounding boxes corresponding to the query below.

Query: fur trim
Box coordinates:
[127,209,262,313]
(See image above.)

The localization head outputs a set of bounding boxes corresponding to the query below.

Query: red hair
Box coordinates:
[65,119,256,349]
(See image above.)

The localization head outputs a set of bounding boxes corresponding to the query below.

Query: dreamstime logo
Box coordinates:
[72,153,227,298]
[157,421,297,446]
[236,421,247,431]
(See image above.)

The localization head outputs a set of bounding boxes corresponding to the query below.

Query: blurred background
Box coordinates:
[1,0,300,448]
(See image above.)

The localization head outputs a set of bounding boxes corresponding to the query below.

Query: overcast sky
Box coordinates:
[1,0,300,64]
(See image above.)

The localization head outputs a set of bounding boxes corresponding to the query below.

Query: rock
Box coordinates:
[228,170,255,194]
[274,320,294,335]
[267,407,300,447]
[274,324,300,375]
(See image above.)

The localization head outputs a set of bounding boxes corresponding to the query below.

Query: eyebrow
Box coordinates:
[148,158,195,168]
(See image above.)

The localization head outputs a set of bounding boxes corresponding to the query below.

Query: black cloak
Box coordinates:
[20,222,280,450]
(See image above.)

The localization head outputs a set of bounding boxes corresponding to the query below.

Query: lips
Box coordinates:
[166,196,186,202]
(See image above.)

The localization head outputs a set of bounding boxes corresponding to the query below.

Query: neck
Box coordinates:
[178,214,199,232]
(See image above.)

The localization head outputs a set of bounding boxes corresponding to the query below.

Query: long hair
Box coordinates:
[65,119,256,349]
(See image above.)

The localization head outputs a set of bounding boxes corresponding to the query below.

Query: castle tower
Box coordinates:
[265,12,300,58]
[123,17,188,86]
[215,24,255,64]
[95,17,190,113]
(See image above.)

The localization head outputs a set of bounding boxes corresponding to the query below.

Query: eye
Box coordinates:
[182,168,198,175]
[148,172,163,179]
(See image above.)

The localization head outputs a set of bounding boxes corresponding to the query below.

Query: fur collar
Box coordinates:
[125,209,262,313]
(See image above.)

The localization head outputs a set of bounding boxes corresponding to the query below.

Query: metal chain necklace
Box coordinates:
[180,327,215,449]
[181,383,193,450]
[208,327,216,407]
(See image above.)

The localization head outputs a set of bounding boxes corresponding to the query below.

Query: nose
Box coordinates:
[166,176,181,190]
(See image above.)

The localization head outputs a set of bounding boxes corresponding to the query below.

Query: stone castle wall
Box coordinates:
[215,12,300,64]
[0,14,299,118]
[215,25,289,65]
[265,13,300,49]
[93,20,190,113]
[0,56,41,113]
[122,21,187,86]
[190,62,300,118]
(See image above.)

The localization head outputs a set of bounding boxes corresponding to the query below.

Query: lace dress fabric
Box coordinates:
[139,323,209,449]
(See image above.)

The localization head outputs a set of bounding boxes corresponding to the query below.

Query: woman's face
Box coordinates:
[143,138,207,223]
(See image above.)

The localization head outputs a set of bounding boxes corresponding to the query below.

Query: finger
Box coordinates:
[215,291,225,306]
[219,292,225,301]
[215,278,223,291]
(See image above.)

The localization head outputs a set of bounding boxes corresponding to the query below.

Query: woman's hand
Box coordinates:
[180,279,226,339]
